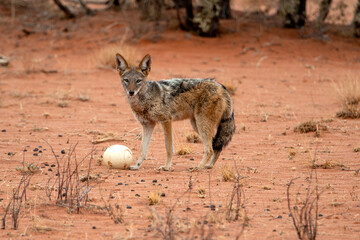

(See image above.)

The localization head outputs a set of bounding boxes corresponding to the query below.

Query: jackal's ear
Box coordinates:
[139,54,151,76]
[115,53,128,74]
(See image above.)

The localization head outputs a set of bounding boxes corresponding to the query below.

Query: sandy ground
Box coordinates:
[0,3,360,240]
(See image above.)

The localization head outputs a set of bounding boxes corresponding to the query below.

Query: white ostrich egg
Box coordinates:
[103,145,133,169]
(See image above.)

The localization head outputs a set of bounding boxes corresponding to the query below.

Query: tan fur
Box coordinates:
[115,53,235,171]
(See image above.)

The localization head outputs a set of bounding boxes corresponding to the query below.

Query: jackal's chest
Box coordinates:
[128,99,168,123]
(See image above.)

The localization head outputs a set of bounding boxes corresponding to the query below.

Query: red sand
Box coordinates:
[0,5,360,239]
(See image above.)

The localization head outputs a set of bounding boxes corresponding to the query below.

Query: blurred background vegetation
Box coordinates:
[0,0,359,38]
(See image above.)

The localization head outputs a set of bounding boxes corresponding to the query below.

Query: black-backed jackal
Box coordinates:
[115,54,235,171]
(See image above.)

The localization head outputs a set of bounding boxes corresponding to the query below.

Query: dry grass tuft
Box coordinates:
[221,165,235,182]
[176,145,193,155]
[186,132,201,143]
[96,44,139,69]
[148,192,160,205]
[334,74,360,119]
[198,186,206,198]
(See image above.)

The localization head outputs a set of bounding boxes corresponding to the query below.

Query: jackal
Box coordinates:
[115,53,235,171]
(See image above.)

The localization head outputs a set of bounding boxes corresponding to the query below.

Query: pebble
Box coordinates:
[126,206,132,209]
[135,194,140,197]
[92,226,96,229]
[61,150,66,154]
[58,134,63,137]
[45,163,49,166]
[1,129,6,132]
[33,153,38,156]
[152,180,157,183]
[160,193,165,197]
[48,168,52,171]
[33,148,39,152]
[190,158,194,161]
[141,179,145,182]
[51,164,55,167]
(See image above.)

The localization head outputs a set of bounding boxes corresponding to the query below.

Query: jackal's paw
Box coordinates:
[159,165,171,171]
[204,164,213,169]
[129,165,139,171]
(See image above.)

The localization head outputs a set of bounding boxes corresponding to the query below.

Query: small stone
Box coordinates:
[51,164,55,167]
[277,215,282,219]
[152,180,157,183]
[33,153,38,156]
[58,134,63,137]
[125,183,128,186]
[160,193,165,197]
[44,163,49,166]
[210,205,216,211]
[118,183,123,185]
[131,189,135,192]
[33,148,39,152]
[141,179,145,182]
[126,206,132,209]
[48,168,52,171]
[92,226,96,229]
[319,214,323,217]
[190,158,194,161]
[110,196,115,199]
[135,194,140,197]
[61,150,66,154]
[1,129,6,132]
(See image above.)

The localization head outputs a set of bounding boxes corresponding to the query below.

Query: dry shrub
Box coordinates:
[221,165,235,182]
[186,132,201,143]
[287,170,322,240]
[177,145,193,155]
[96,44,139,69]
[294,120,318,133]
[334,74,360,119]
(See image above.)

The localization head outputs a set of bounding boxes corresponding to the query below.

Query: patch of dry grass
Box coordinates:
[96,44,139,69]
[334,74,360,119]
[186,132,201,143]
[198,186,206,198]
[221,165,235,182]
[176,145,193,155]
[148,192,160,205]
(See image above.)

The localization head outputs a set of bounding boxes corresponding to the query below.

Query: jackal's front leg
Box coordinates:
[130,123,155,170]
[159,121,173,171]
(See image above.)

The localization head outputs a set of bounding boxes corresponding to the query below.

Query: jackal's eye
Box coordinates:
[123,78,129,84]
[136,79,142,84]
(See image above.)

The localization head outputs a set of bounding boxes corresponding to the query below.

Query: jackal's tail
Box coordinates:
[212,111,235,152]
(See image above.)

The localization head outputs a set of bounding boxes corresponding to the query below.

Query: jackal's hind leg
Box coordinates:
[205,150,221,169]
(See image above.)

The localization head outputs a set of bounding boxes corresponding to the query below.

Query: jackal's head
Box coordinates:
[115,53,151,97]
